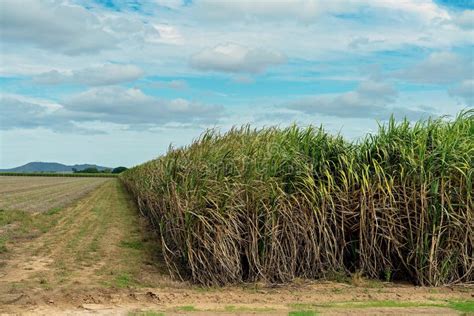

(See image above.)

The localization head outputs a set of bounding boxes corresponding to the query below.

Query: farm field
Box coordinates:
[0,176,472,315]
[123,113,473,288]
[0,176,110,213]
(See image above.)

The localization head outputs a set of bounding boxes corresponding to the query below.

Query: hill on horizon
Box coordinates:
[0,162,111,173]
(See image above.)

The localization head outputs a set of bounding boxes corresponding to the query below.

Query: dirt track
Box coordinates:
[0,179,472,315]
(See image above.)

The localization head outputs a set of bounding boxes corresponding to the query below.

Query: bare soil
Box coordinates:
[0,176,110,213]
[0,179,472,315]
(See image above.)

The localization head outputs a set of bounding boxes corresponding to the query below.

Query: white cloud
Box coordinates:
[63,86,223,125]
[0,96,45,129]
[285,79,434,119]
[0,0,116,55]
[33,64,144,86]
[396,52,472,84]
[192,0,330,21]
[0,88,223,132]
[147,80,188,89]
[190,44,286,73]
[191,0,448,22]
[348,36,385,49]
[371,0,449,21]
[173,1,464,63]
[0,0,469,79]
[452,10,474,30]
[0,94,68,130]
[357,81,397,101]
[103,16,145,34]
[0,94,62,112]
[286,80,396,117]
[449,80,474,105]
[155,0,183,9]
[147,24,184,45]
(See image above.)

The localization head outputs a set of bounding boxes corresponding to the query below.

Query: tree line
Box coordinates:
[72,166,128,174]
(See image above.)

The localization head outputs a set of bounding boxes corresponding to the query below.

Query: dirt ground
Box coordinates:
[0,179,472,315]
[0,176,110,213]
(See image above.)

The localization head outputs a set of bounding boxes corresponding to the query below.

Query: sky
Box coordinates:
[0,0,473,168]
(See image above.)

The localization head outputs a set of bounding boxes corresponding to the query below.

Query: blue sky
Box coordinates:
[0,0,473,168]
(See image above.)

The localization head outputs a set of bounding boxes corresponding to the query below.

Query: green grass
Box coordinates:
[45,208,62,216]
[176,305,198,311]
[0,236,7,253]
[122,110,474,286]
[331,301,436,308]
[289,303,315,310]
[289,311,318,316]
[290,299,474,312]
[128,311,164,316]
[448,300,474,313]
[0,208,64,253]
[114,273,133,288]
[119,301,474,316]
[222,305,275,313]
[0,209,30,226]
[120,239,144,250]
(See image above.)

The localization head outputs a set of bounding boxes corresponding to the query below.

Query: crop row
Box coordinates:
[122,110,473,286]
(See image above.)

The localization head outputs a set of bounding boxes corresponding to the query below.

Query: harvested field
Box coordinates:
[0,179,472,315]
[0,176,110,213]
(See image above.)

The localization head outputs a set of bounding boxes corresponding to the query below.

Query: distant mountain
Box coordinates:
[0,162,111,173]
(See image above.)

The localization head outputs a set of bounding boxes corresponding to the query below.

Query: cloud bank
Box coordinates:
[0,0,116,55]
[33,64,144,86]
[190,44,286,73]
